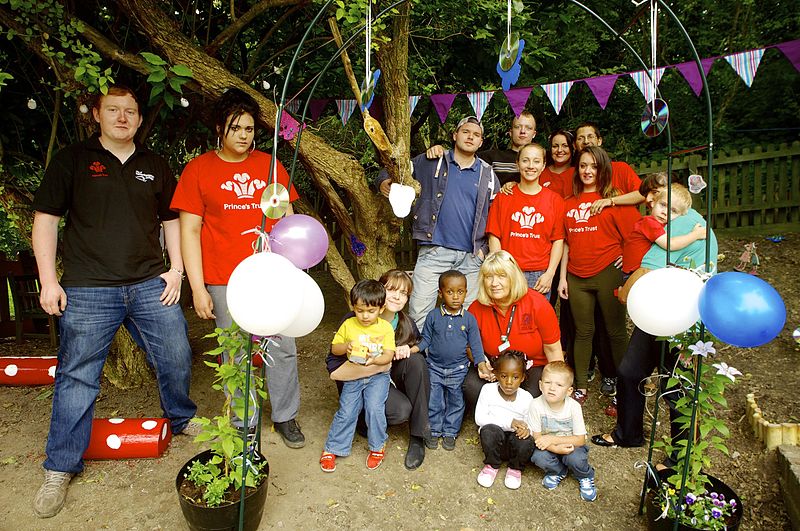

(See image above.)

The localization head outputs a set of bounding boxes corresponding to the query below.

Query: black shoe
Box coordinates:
[590,434,618,447]
[404,436,426,470]
[424,435,439,450]
[274,419,306,449]
[442,436,456,451]
[600,377,617,397]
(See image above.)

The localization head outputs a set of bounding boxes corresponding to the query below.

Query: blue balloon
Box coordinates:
[698,272,786,348]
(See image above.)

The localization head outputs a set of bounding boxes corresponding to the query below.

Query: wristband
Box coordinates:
[610,197,616,207]
[169,267,185,280]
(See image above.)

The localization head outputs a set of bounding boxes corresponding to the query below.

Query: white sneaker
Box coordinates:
[477,465,499,488]
[504,468,522,489]
[33,469,74,518]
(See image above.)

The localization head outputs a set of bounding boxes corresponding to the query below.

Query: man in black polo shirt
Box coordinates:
[30,86,196,518]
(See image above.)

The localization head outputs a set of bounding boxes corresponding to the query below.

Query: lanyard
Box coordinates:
[492,305,516,343]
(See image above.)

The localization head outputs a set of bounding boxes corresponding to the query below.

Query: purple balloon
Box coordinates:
[269,214,329,269]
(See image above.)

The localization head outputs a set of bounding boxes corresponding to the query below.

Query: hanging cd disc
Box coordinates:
[641,98,669,138]
[360,71,377,108]
[260,183,289,219]
[498,34,521,72]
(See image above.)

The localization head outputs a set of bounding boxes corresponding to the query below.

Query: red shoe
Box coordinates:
[320,451,336,472]
[572,389,588,405]
[366,448,385,470]
[605,397,618,418]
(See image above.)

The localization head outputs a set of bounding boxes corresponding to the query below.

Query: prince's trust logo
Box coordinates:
[220,172,266,199]
[511,206,544,229]
[566,202,593,224]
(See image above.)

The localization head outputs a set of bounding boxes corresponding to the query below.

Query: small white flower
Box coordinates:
[712,362,742,382]
[273,66,283,75]
[27,98,37,110]
[180,97,189,108]
[688,340,715,357]
[262,80,270,90]
[79,104,89,114]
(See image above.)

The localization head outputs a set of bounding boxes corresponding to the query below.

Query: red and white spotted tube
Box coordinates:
[83,418,172,460]
[0,356,57,385]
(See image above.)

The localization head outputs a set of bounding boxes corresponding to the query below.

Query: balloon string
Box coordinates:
[242,227,271,253]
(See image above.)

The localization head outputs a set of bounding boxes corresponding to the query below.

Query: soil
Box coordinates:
[0,230,796,531]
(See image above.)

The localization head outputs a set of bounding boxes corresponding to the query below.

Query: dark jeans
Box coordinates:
[611,326,682,448]
[479,424,535,470]
[532,445,594,479]
[463,363,544,416]
[337,352,431,439]
[427,361,469,438]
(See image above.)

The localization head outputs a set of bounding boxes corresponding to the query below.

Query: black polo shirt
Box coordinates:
[478,148,519,186]
[32,136,178,287]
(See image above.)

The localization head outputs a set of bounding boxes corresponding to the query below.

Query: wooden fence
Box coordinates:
[323,142,800,273]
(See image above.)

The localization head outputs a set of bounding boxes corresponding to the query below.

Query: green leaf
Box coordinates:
[170,64,193,78]
[147,69,166,83]
[168,76,185,93]
[140,51,167,66]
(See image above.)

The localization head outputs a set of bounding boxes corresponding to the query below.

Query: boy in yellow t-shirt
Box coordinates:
[321,280,395,473]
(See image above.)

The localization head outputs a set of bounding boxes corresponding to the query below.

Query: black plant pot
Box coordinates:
[645,469,743,531]
[176,449,269,531]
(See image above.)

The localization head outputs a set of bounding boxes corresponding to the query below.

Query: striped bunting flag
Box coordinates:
[541,81,574,115]
[465,91,495,121]
[408,95,421,117]
[285,99,302,115]
[629,68,667,103]
[724,49,765,87]
[335,99,358,126]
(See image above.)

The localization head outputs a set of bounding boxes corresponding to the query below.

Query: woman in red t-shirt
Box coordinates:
[170,88,305,448]
[486,144,565,295]
[463,250,563,412]
[557,146,640,404]
[538,129,575,199]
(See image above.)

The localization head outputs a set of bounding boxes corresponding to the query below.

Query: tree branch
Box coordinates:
[206,0,306,56]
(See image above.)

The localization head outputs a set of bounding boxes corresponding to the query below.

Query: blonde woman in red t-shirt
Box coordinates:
[170,88,305,449]
[557,146,640,404]
[486,143,565,296]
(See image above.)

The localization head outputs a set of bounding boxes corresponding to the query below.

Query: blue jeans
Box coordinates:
[409,246,483,330]
[324,371,390,455]
[44,277,196,473]
[532,445,594,480]
[523,270,545,290]
[427,361,469,438]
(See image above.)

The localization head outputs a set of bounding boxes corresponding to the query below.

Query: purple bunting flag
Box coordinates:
[465,91,495,121]
[584,74,619,110]
[335,99,357,126]
[541,81,574,115]
[675,59,716,97]
[629,68,667,103]
[430,93,457,124]
[776,40,800,72]
[724,49,765,87]
[308,99,329,122]
[408,95,421,117]
[503,87,532,117]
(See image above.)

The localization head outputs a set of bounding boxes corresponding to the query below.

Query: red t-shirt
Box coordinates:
[622,216,665,273]
[563,192,641,278]
[486,186,565,271]
[468,289,560,366]
[539,167,572,198]
[170,150,299,285]
[611,161,641,194]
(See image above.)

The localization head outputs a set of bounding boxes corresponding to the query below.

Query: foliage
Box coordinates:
[140,52,193,115]
[183,323,267,508]
[652,324,741,529]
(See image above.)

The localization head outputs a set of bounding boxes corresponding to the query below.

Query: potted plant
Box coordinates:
[646,325,744,531]
[176,323,270,531]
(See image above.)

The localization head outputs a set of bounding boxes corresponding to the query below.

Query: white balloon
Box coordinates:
[227,252,304,336]
[389,183,416,218]
[627,267,704,337]
[280,271,325,337]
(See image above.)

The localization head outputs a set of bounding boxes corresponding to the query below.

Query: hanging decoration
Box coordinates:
[335,99,357,125]
[495,0,525,91]
[360,0,380,111]
[640,1,669,138]
[465,91,495,121]
[503,86,532,117]
[430,93,456,123]
[584,74,620,110]
[675,58,715,97]
[408,95,421,117]
[724,48,765,87]
[541,81,574,115]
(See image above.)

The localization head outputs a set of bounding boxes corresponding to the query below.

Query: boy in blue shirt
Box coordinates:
[418,270,490,450]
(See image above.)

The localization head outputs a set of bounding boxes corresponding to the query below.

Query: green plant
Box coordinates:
[652,325,741,530]
[140,52,193,115]
[183,323,267,508]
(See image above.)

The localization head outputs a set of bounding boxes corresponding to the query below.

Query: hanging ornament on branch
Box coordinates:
[496,0,525,91]
[641,0,669,137]
[360,0,380,111]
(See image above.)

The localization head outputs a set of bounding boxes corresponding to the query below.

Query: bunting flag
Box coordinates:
[584,74,619,110]
[408,95,421,116]
[675,58,716,96]
[335,99,357,126]
[724,49,765,87]
[465,91,495,120]
[776,40,800,72]
[430,93,457,123]
[284,99,302,115]
[308,98,330,122]
[503,86,532,116]
[629,67,667,102]
[541,81,574,115]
